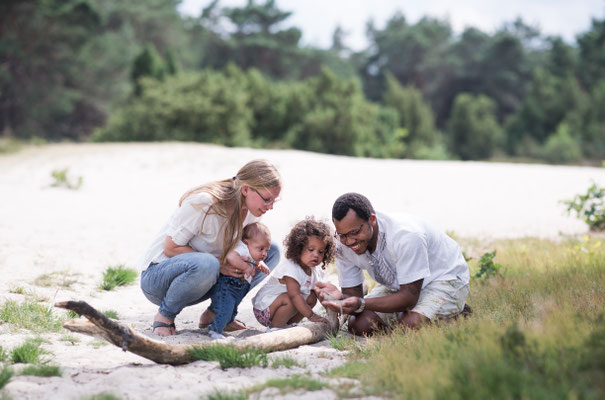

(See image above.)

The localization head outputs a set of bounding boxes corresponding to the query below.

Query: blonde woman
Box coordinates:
[140,160,282,336]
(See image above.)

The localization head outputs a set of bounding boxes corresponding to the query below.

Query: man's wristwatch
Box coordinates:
[354,297,366,313]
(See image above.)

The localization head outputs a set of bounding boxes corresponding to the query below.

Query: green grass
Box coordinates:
[60,335,81,345]
[102,310,119,319]
[99,265,138,291]
[10,338,49,364]
[327,236,605,399]
[250,375,326,394]
[50,168,83,190]
[188,344,268,369]
[19,365,61,377]
[0,366,13,389]
[33,270,79,289]
[82,394,121,400]
[0,300,64,333]
[0,346,7,362]
[270,355,304,368]
[325,332,361,351]
[203,390,247,400]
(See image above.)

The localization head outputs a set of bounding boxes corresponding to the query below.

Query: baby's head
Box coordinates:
[284,216,335,270]
[242,222,271,262]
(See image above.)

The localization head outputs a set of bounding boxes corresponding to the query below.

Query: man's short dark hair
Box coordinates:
[332,193,375,221]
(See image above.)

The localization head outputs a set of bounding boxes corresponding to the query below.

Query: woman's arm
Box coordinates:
[163,236,195,257]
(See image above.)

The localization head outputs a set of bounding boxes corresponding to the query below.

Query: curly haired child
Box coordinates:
[252,217,335,330]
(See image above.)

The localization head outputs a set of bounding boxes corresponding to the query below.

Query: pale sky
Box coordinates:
[179,0,605,50]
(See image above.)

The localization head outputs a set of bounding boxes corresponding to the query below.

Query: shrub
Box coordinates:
[562,183,605,231]
[100,265,137,291]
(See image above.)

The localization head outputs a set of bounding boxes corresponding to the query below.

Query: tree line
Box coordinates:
[1,0,604,163]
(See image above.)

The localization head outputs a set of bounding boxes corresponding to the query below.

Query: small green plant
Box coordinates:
[8,287,25,295]
[20,365,61,377]
[50,168,83,190]
[100,265,138,291]
[188,344,268,369]
[473,250,502,279]
[325,332,360,351]
[0,300,64,332]
[10,338,49,364]
[89,340,108,348]
[66,310,79,319]
[34,270,79,289]
[254,375,326,394]
[0,366,13,389]
[102,310,119,319]
[83,394,122,400]
[270,355,304,368]
[204,390,247,400]
[60,335,81,345]
[0,346,7,362]
[562,183,605,231]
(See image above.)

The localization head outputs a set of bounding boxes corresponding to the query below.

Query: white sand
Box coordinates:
[0,142,603,399]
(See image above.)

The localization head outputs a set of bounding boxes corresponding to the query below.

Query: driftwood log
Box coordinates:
[55,300,342,365]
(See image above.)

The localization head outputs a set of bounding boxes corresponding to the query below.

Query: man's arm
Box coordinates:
[324,279,423,314]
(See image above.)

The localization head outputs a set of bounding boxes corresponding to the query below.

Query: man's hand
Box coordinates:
[314,281,343,302]
[323,296,363,315]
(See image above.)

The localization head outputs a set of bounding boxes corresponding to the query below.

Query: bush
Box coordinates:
[541,123,581,163]
[562,183,605,231]
[447,93,504,160]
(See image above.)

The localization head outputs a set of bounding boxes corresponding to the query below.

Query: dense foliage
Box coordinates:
[2,0,604,162]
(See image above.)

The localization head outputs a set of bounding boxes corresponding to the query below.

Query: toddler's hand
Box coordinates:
[308,313,328,324]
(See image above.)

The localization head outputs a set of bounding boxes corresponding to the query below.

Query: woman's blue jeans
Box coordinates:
[140,243,280,319]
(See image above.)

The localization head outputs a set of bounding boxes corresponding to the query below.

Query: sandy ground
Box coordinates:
[1,142,604,399]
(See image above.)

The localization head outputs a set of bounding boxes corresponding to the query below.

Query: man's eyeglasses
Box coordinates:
[335,223,365,241]
[252,188,280,206]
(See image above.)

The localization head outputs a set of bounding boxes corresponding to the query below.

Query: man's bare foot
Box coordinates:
[153,313,176,336]
[199,308,214,329]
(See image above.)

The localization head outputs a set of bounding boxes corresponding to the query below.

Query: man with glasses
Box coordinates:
[316,192,470,336]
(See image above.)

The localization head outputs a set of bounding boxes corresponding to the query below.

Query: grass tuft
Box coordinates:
[0,346,7,362]
[33,270,79,289]
[0,300,64,333]
[0,366,13,389]
[102,310,119,319]
[188,344,268,369]
[203,390,247,400]
[270,355,304,368]
[20,365,61,377]
[251,375,326,394]
[99,265,137,291]
[325,332,361,351]
[83,394,122,400]
[10,338,49,364]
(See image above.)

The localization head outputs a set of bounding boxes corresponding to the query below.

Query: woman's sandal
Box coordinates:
[152,321,176,332]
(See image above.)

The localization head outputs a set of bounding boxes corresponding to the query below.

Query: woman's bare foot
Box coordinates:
[199,308,214,328]
[153,313,176,336]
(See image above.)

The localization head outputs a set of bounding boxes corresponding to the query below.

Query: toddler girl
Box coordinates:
[252,217,335,330]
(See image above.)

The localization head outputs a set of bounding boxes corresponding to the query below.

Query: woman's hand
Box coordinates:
[222,251,251,278]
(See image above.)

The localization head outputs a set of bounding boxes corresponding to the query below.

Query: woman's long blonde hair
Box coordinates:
[179,159,281,263]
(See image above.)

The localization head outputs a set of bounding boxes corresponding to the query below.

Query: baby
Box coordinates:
[207,222,271,339]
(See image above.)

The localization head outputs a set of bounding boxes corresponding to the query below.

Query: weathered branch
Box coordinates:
[55,300,342,365]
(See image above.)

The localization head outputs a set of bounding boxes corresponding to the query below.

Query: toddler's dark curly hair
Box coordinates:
[284,216,335,270]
